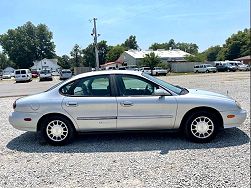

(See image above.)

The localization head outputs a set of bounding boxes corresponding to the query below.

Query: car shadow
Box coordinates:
[6,128,250,154]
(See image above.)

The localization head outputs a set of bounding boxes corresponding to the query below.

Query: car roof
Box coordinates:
[71,70,142,80]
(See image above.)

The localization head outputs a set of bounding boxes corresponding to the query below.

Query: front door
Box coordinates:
[61,75,117,131]
[115,74,177,130]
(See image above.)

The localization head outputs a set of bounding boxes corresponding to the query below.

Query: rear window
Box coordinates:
[21,70,26,74]
[41,70,51,74]
[62,70,71,73]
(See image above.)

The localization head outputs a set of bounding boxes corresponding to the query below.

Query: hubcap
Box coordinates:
[46,120,68,142]
[191,116,214,139]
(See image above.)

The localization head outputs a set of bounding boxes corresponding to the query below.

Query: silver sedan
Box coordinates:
[9,70,247,145]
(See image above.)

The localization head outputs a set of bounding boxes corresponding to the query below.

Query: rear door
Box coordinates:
[61,75,117,131]
[115,74,177,130]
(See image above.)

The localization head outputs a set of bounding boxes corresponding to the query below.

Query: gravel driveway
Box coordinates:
[0,72,250,188]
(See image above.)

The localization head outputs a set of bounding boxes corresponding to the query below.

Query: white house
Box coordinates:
[100,61,123,70]
[3,67,15,74]
[31,58,61,72]
[118,49,191,66]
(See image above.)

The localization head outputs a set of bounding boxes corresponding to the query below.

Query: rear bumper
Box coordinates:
[9,111,39,132]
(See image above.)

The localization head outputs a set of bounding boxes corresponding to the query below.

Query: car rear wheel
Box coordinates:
[184,111,218,143]
[40,115,75,145]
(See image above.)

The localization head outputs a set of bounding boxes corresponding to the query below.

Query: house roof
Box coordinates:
[234,55,251,60]
[125,49,191,59]
[101,61,123,67]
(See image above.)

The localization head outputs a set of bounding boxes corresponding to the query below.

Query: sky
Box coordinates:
[0,0,250,56]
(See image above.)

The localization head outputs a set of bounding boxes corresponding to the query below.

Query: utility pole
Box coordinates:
[91,18,99,70]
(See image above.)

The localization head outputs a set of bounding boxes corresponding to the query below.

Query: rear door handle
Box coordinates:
[120,101,134,107]
[66,102,78,107]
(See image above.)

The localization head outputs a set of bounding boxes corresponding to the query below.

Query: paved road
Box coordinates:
[0,77,61,98]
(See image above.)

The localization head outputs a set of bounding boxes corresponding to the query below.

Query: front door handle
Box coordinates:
[120,101,134,107]
[66,102,78,107]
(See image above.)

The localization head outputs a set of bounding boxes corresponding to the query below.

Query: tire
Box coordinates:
[156,72,159,76]
[183,111,218,143]
[206,70,209,73]
[40,115,75,145]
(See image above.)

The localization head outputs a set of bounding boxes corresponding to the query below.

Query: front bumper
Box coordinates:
[221,109,247,128]
[9,111,39,132]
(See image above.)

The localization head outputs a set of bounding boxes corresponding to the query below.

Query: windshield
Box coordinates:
[142,73,185,95]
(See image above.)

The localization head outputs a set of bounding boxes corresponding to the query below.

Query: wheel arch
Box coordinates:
[37,113,77,132]
[179,106,224,130]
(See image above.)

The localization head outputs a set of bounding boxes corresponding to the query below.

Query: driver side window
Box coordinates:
[117,75,158,96]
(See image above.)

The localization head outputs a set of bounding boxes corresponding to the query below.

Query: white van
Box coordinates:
[194,64,217,73]
[15,69,32,82]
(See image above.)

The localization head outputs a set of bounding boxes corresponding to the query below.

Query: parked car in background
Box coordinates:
[118,66,127,70]
[215,63,237,72]
[140,67,151,74]
[229,62,250,71]
[9,70,247,145]
[52,70,60,76]
[2,71,12,79]
[31,70,39,78]
[194,64,217,73]
[39,70,53,81]
[152,67,168,76]
[15,69,32,83]
[60,69,72,80]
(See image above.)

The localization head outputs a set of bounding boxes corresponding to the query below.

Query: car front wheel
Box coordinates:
[40,115,75,145]
[184,111,218,143]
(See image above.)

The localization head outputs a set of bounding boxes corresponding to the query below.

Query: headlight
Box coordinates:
[235,100,242,109]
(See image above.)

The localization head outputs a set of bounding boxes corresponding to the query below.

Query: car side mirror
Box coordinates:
[153,89,169,96]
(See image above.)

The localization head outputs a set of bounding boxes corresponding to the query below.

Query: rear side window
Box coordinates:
[60,75,111,97]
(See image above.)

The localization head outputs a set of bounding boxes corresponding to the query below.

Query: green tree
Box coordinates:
[168,39,176,49]
[184,53,206,62]
[82,44,95,67]
[122,35,138,50]
[70,44,83,67]
[36,24,56,59]
[149,40,198,54]
[106,45,125,62]
[140,52,162,74]
[220,28,250,60]
[0,21,56,68]
[204,45,222,61]
[0,52,15,69]
[98,40,109,65]
[58,55,71,69]
[176,42,198,54]
[149,42,168,50]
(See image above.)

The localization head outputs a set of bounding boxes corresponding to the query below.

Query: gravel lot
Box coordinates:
[0,72,250,188]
